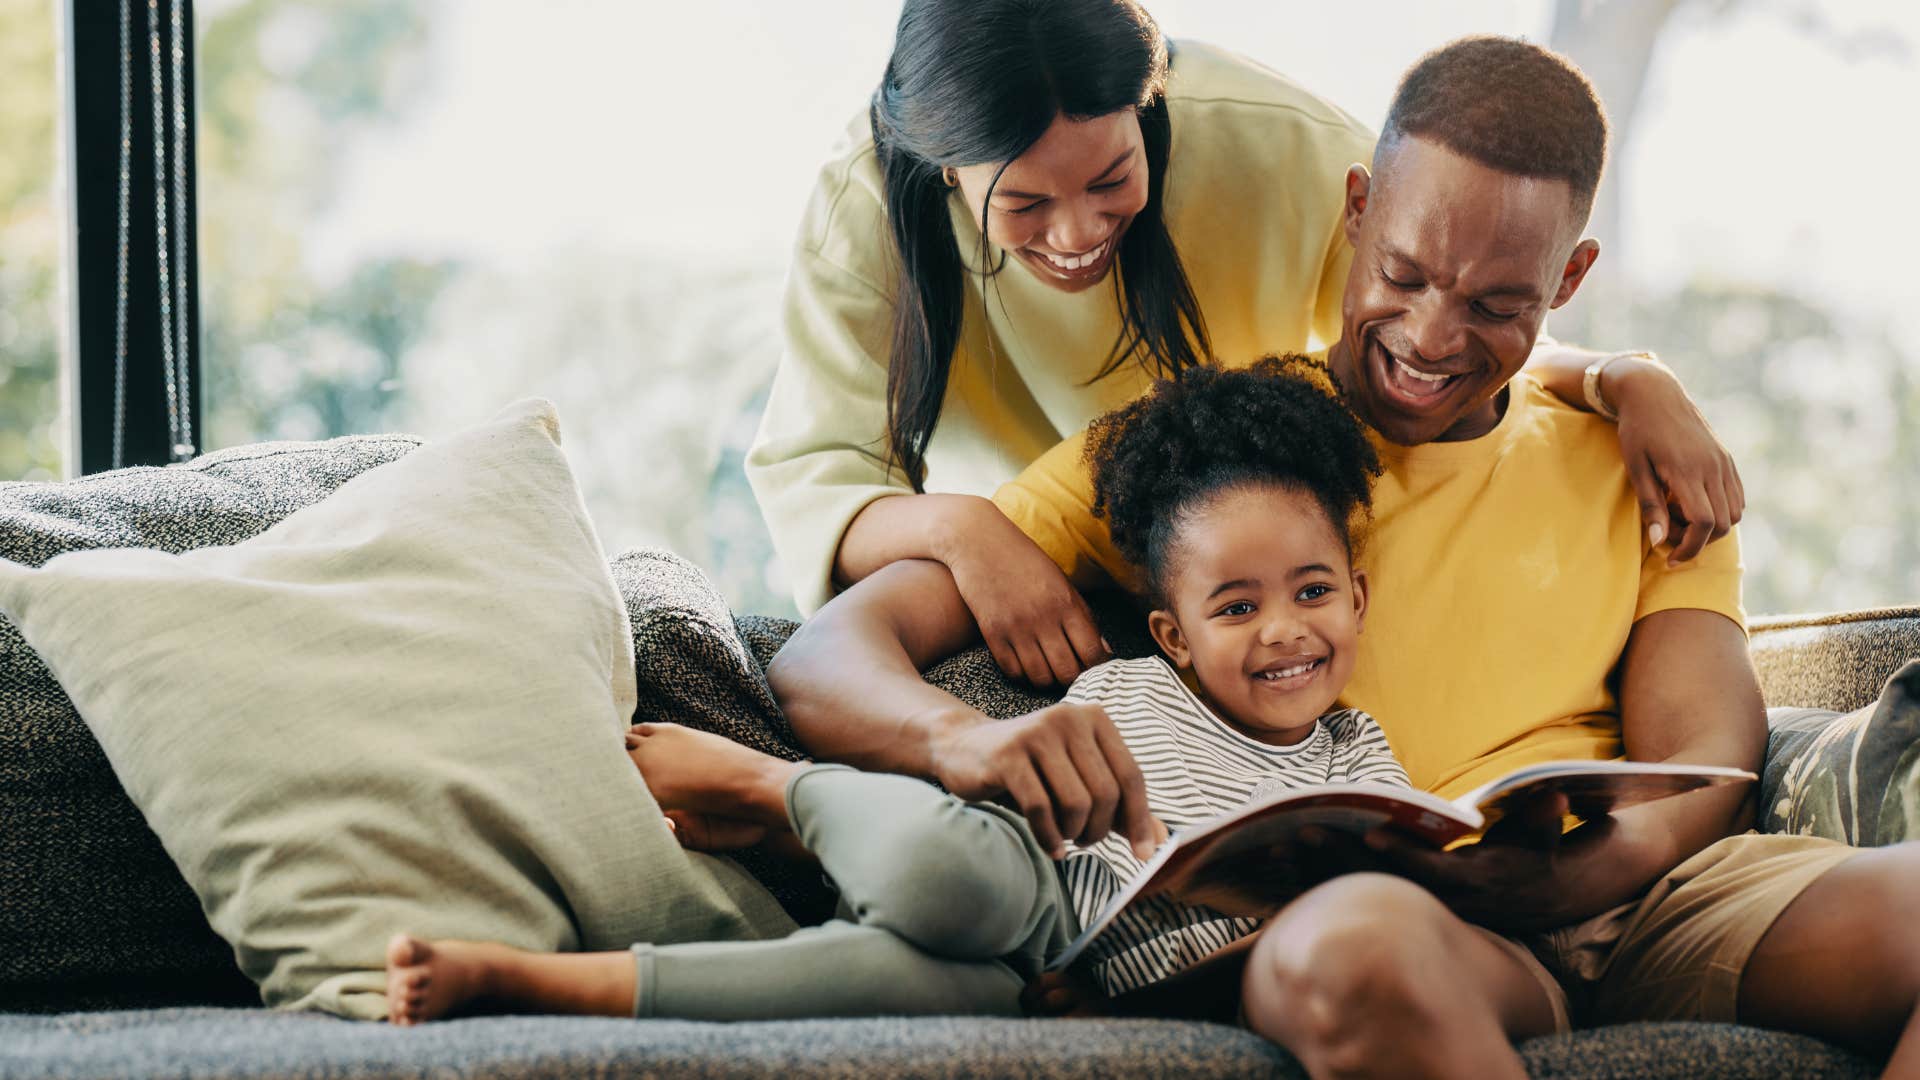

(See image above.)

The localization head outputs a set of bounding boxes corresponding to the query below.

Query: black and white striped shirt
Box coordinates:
[1057,657,1408,996]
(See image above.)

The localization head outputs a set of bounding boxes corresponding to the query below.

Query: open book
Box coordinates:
[1048,758,1755,973]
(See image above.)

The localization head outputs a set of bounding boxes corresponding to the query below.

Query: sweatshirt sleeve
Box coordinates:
[745,245,905,615]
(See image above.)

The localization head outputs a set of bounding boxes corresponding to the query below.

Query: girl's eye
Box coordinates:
[1219,600,1255,618]
[1091,173,1133,193]
[1003,201,1044,216]
[1296,584,1333,602]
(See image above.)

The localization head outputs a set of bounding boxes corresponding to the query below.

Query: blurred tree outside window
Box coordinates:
[187,0,1915,619]
[0,0,64,483]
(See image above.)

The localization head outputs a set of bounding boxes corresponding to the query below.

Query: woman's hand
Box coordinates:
[934,496,1111,688]
[930,701,1168,860]
[1607,357,1746,566]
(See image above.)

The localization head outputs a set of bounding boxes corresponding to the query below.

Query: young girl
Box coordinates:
[385,354,1410,1023]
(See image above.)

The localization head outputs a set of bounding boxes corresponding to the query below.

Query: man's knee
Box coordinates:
[1851,844,1920,999]
[1244,874,1461,1050]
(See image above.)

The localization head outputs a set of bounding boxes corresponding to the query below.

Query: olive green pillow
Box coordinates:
[1762,659,1920,846]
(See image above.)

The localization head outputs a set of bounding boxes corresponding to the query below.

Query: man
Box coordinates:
[767,35,1920,1077]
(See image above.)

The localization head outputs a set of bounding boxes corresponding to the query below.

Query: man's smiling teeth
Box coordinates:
[1395,357,1453,384]
[1039,236,1112,271]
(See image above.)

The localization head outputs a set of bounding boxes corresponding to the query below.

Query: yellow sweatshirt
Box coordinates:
[747,41,1377,613]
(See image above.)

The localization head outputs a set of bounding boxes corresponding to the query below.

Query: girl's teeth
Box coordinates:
[1259,659,1318,680]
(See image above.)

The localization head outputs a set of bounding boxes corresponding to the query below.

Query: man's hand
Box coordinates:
[1347,789,1669,932]
[937,498,1110,688]
[1608,357,1745,566]
[930,702,1167,860]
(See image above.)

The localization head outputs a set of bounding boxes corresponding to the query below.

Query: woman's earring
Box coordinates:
[942,167,959,188]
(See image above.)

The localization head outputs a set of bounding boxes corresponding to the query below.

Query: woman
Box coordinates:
[747,0,1738,686]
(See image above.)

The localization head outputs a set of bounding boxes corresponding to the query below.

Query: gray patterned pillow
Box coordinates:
[1762,660,1920,846]
[0,435,421,1011]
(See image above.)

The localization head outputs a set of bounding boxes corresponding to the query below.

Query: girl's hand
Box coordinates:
[1608,357,1745,566]
[1021,970,1108,1017]
[939,498,1111,688]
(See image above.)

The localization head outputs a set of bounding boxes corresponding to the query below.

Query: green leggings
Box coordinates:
[628,764,1075,1019]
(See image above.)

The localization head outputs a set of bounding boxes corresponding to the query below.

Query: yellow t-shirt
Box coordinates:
[747,41,1377,613]
[993,374,1747,801]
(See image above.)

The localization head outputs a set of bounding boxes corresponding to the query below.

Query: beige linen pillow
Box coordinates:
[0,399,792,1019]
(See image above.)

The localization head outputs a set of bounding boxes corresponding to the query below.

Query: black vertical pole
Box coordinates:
[67,0,200,475]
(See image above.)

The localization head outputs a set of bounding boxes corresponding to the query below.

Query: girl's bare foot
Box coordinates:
[386,933,514,1025]
[625,722,805,830]
[386,934,639,1021]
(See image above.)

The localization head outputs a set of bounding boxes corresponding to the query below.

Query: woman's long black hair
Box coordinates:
[871,0,1211,490]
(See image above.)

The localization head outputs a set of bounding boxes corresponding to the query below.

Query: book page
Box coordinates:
[1049,784,1471,972]
[1463,761,1756,832]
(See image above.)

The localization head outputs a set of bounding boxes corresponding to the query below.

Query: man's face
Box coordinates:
[1332,136,1600,445]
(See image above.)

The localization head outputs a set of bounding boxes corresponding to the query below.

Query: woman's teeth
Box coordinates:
[1040,237,1111,272]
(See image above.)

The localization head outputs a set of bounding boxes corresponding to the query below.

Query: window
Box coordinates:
[1,0,63,481]
[171,1,1919,616]
[194,0,912,617]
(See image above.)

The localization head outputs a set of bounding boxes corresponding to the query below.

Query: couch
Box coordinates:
[1,431,1911,1079]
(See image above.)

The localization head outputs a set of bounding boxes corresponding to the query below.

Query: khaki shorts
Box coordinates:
[1487,833,1860,1033]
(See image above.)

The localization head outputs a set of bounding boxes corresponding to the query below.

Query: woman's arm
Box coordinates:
[832,493,1109,687]
[1524,341,1744,564]
[768,558,1162,860]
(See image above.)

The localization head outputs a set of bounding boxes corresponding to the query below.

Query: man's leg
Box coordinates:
[1737,841,1920,1064]
[1241,874,1563,1080]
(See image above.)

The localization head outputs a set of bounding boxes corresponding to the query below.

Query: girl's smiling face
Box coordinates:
[950,108,1148,294]
[1146,484,1368,746]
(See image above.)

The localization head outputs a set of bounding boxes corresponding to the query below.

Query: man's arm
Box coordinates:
[767,559,1164,859]
[1355,607,1764,932]
[1585,606,1767,889]
[768,558,985,778]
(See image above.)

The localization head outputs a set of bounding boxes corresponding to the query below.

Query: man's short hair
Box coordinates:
[1380,35,1609,213]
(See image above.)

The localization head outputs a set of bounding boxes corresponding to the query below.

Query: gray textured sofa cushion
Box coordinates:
[0,1009,1878,1080]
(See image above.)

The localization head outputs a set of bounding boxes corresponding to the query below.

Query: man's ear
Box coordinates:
[1549,238,1601,310]
[1350,568,1369,632]
[1342,164,1372,249]
[1147,608,1191,668]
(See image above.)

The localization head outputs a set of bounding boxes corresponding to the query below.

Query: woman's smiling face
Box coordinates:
[951,108,1148,294]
